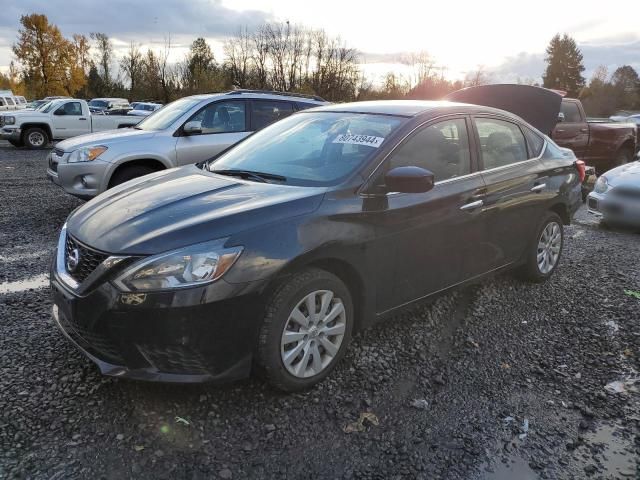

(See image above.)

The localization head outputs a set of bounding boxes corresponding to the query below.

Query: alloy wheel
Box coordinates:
[537,221,561,274]
[280,289,346,378]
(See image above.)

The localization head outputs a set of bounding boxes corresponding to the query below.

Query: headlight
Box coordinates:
[3,116,15,125]
[594,175,609,194]
[113,239,243,292]
[68,145,108,163]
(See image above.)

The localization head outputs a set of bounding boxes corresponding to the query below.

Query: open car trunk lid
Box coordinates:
[445,84,563,135]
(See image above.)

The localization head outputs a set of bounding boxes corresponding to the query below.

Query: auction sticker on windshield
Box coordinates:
[333,134,385,148]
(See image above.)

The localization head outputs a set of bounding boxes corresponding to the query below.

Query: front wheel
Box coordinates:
[517,212,564,283]
[256,268,354,392]
[615,147,634,167]
[23,127,49,149]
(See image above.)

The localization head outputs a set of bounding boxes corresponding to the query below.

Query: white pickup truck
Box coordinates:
[0,98,141,149]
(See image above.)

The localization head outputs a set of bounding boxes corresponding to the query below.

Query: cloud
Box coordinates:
[490,40,640,84]
[0,0,272,39]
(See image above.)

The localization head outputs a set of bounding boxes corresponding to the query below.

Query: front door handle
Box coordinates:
[555,129,564,133]
[460,199,484,211]
[531,183,546,193]
[580,128,588,133]
[79,117,87,120]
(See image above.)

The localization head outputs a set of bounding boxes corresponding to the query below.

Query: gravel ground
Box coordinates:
[1,142,639,479]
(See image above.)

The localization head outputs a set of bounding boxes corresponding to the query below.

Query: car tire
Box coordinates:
[8,139,23,148]
[23,127,49,149]
[517,212,564,283]
[615,146,634,167]
[108,165,157,188]
[256,268,354,392]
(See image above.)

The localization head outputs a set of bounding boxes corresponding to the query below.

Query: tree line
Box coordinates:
[1,13,639,117]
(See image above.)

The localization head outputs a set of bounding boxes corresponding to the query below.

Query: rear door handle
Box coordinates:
[555,129,564,133]
[580,128,588,133]
[531,183,546,193]
[79,117,87,120]
[460,199,484,211]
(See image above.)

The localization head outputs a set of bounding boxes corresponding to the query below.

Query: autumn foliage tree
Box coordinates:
[12,14,86,97]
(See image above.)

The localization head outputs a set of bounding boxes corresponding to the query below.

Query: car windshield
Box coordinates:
[135,97,201,131]
[41,101,61,113]
[208,111,405,186]
[88,100,108,108]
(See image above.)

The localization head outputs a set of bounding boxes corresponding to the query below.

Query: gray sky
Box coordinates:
[1,0,639,83]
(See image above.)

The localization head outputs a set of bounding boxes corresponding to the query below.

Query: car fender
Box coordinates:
[100,152,175,192]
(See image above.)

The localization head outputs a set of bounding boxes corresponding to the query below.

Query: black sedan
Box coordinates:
[51,91,583,391]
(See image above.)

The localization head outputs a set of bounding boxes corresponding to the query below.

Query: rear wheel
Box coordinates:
[517,212,564,283]
[108,165,157,188]
[615,146,634,167]
[23,127,48,149]
[256,268,354,392]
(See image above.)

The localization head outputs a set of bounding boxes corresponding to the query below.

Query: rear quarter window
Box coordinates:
[523,127,545,158]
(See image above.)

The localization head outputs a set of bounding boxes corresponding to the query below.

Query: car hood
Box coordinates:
[56,128,156,151]
[445,84,563,135]
[604,161,640,187]
[67,165,326,255]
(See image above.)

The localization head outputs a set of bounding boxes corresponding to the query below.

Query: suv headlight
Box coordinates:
[3,116,15,125]
[68,145,108,163]
[594,175,609,194]
[113,239,243,292]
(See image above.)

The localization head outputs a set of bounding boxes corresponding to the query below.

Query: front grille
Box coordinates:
[0,117,4,127]
[59,313,124,364]
[65,235,109,283]
[612,186,640,200]
[137,344,211,375]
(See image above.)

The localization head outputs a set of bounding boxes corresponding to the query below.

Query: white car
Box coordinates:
[127,102,162,116]
[0,98,140,148]
[588,161,640,227]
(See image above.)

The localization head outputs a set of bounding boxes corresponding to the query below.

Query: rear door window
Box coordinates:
[523,126,545,158]
[475,118,528,169]
[251,100,295,130]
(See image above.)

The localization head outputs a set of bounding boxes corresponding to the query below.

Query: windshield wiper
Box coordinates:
[210,169,286,183]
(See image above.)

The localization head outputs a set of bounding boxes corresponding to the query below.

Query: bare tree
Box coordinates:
[120,41,143,93]
[90,32,113,88]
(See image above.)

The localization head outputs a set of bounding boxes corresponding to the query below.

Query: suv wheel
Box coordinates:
[256,268,353,391]
[109,165,157,188]
[517,212,564,282]
[23,127,48,149]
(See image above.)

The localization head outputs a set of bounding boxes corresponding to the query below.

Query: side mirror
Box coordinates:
[557,112,565,123]
[385,166,435,194]
[183,121,202,135]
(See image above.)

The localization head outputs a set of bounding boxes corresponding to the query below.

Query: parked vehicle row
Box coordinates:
[46,90,328,197]
[0,90,27,111]
[0,98,140,148]
[49,85,584,391]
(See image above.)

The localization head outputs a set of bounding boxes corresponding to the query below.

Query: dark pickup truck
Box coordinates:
[553,98,638,174]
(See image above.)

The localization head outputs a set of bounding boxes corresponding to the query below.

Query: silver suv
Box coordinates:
[47,90,327,199]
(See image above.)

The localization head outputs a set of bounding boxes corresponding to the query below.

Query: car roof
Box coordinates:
[306,100,526,121]
[187,90,327,105]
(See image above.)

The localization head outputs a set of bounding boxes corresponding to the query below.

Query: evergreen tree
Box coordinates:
[542,34,585,97]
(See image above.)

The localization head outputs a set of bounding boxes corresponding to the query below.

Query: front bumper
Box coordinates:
[0,127,21,141]
[50,252,266,383]
[587,191,640,226]
[46,150,110,199]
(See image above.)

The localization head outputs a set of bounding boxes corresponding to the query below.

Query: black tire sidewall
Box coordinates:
[109,166,155,188]
[23,128,48,149]
[257,269,354,391]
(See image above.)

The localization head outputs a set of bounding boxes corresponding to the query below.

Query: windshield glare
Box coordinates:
[209,112,404,186]
[135,98,200,131]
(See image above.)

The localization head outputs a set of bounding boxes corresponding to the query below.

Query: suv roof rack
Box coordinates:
[222,89,326,102]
